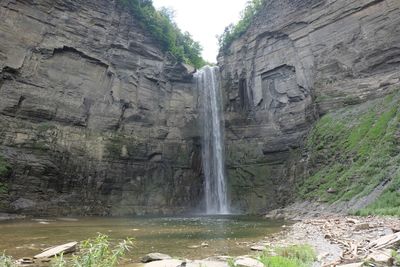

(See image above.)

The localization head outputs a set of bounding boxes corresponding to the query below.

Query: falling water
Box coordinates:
[195,66,229,214]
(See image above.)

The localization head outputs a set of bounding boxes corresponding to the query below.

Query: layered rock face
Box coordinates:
[219,0,400,213]
[0,0,202,215]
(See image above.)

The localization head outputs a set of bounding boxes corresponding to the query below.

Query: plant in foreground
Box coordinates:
[0,252,16,267]
[259,244,316,267]
[392,250,400,266]
[52,233,134,267]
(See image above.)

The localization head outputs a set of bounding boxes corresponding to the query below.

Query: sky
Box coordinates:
[152,0,248,63]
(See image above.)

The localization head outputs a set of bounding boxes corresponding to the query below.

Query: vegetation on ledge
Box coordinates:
[0,156,10,177]
[120,0,206,68]
[298,90,400,216]
[218,0,265,52]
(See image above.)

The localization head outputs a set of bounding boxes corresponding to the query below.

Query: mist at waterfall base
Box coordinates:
[196,66,230,215]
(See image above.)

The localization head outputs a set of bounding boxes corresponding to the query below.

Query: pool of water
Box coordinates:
[0,215,285,263]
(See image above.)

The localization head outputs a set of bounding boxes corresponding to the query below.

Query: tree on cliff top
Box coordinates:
[218,0,265,53]
[120,0,206,68]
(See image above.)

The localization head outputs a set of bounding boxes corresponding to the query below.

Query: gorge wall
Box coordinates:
[1,0,399,216]
[0,0,203,216]
[219,0,400,213]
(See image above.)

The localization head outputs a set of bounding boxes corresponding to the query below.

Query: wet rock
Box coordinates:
[141,253,172,263]
[250,245,266,251]
[16,258,35,265]
[201,242,209,247]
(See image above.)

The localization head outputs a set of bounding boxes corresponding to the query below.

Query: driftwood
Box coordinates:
[368,232,400,250]
[303,217,400,266]
[34,242,77,259]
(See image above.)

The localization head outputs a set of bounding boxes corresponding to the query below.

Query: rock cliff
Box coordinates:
[219,0,400,213]
[0,0,202,215]
[1,0,399,216]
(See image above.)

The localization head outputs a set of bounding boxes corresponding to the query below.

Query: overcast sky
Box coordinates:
[152,0,248,63]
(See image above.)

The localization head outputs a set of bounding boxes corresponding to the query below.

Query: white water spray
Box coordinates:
[195,66,229,214]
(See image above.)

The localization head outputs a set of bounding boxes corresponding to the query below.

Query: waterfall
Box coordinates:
[195,66,229,215]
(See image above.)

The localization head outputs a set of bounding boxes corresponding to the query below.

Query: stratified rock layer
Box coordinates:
[0,0,202,215]
[219,0,400,213]
[1,0,399,215]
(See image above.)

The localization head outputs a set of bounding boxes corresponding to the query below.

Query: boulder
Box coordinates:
[186,260,229,267]
[141,253,172,263]
[366,249,394,265]
[234,257,263,267]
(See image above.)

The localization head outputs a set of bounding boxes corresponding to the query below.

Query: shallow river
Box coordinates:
[0,215,285,263]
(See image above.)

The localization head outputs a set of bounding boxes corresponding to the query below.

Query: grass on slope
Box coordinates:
[298,90,400,215]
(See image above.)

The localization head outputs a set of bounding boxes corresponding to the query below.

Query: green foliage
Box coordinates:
[392,250,400,266]
[52,234,134,267]
[356,170,400,216]
[274,244,316,263]
[227,258,236,267]
[218,0,265,52]
[298,91,400,215]
[259,256,309,267]
[119,0,206,68]
[259,244,316,267]
[0,156,11,177]
[0,182,8,194]
[0,252,16,267]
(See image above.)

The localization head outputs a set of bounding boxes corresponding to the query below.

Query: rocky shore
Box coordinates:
[137,216,400,267]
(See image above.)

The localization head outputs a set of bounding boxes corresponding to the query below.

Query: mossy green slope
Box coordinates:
[298,90,400,215]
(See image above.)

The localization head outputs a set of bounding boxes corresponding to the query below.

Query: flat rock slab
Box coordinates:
[234,257,263,267]
[145,259,183,267]
[34,242,77,259]
[142,253,172,263]
[187,260,229,267]
[366,249,393,265]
